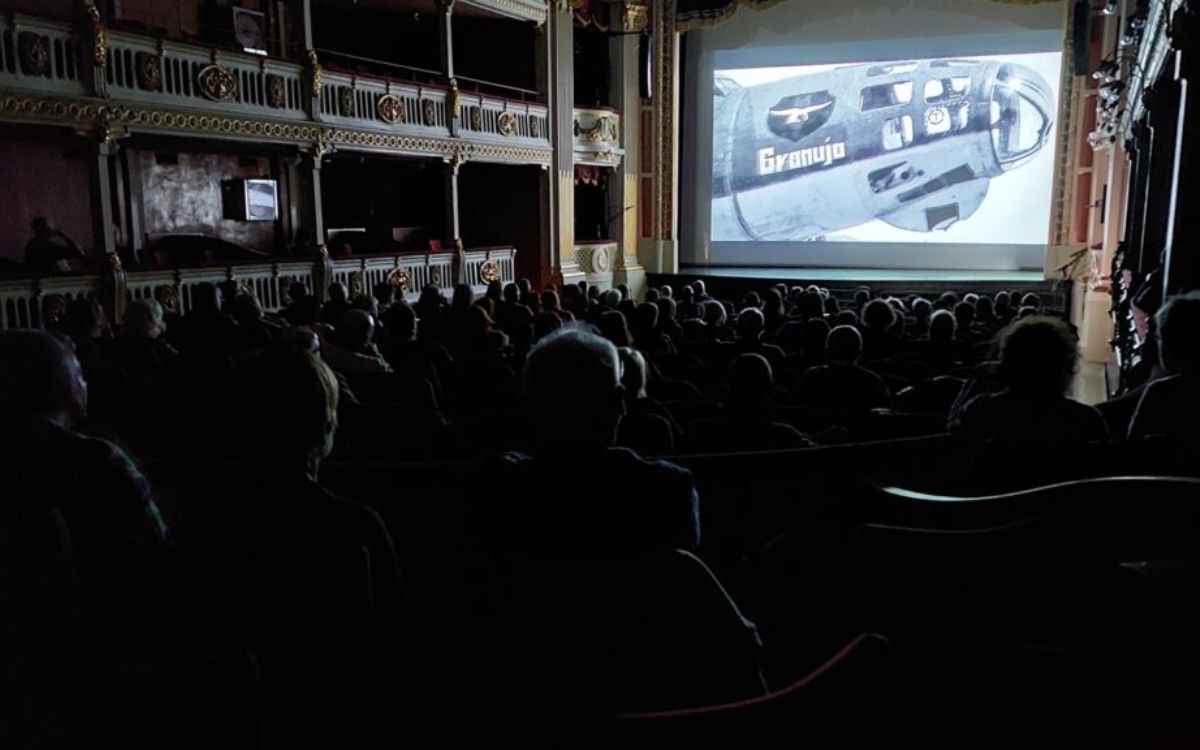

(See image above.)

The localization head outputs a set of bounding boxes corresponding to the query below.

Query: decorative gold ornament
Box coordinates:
[448,78,461,120]
[529,116,541,139]
[87,5,109,68]
[337,86,355,117]
[266,74,286,108]
[377,94,407,124]
[318,244,330,259]
[348,270,364,298]
[307,50,323,99]
[385,267,413,291]
[135,52,161,92]
[429,266,442,286]
[421,99,437,127]
[479,260,502,285]
[107,252,123,271]
[620,3,649,33]
[197,64,239,102]
[18,33,50,77]
[497,111,518,137]
[469,106,483,130]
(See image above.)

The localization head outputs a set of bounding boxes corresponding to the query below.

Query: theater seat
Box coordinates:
[601,633,890,749]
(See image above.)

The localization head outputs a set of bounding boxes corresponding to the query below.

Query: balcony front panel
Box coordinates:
[573,107,622,167]
[458,0,548,24]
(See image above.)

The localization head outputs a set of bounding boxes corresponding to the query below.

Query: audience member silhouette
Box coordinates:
[24,217,85,275]
[797,325,891,412]
[1128,292,1200,441]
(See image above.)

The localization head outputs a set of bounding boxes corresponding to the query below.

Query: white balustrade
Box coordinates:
[0,15,89,97]
[330,252,458,302]
[104,30,309,121]
[462,247,517,295]
[458,0,548,24]
[459,93,550,145]
[319,70,450,136]
[573,107,622,166]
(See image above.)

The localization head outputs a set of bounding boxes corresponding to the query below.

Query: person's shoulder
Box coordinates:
[605,446,694,481]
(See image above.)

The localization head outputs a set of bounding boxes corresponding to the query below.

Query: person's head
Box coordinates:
[587,285,601,301]
[65,297,108,340]
[953,300,976,330]
[238,347,339,476]
[861,298,896,332]
[826,325,863,366]
[0,330,87,427]
[352,293,379,319]
[633,302,659,334]
[737,307,765,341]
[823,295,840,316]
[277,325,321,355]
[618,346,649,401]
[523,327,624,448]
[997,316,1078,397]
[913,297,932,320]
[452,284,473,310]
[703,299,727,327]
[598,310,632,348]
[381,300,417,343]
[1017,305,1037,319]
[728,353,774,406]
[229,294,264,329]
[835,309,859,327]
[764,288,784,315]
[466,305,494,342]
[486,279,503,301]
[792,291,823,320]
[289,281,310,304]
[994,292,1012,313]
[963,293,979,306]
[691,279,707,298]
[502,282,519,303]
[338,308,375,351]
[644,288,660,304]
[652,297,676,326]
[373,282,396,307]
[616,283,630,301]
[975,295,995,321]
[1020,293,1041,311]
[939,292,961,308]
[929,309,957,342]
[418,285,443,309]
[742,291,762,310]
[192,282,221,314]
[659,285,673,299]
[677,285,694,306]
[853,288,871,309]
[31,217,54,238]
[600,288,622,309]
[800,317,831,354]
[517,278,533,295]
[534,311,563,340]
[328,282,348,305]
[123,298,167,340]
[1155,291,1200,375]
[540,289,561,311]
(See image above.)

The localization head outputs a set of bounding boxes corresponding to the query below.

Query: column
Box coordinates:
[610,20,646,298]
[549,2,582,286]
[438,1,460,137]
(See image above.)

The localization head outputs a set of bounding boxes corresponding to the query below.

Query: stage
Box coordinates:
[649,265,1069,314]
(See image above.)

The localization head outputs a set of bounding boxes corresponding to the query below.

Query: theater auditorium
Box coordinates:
[0,0,1198,747]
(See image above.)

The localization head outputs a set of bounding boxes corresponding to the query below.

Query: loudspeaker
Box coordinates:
[638,33,653,100]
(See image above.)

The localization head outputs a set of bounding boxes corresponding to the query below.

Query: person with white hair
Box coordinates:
[492,325,699,552]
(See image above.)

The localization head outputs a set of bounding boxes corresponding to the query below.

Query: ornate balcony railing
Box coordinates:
[0,13,552,162]
[329,252,457,303]
[462,247,518,294]
[573,107,622,167]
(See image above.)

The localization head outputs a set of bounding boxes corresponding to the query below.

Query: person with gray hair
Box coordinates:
[795,324,891,411]
[496,325,699,552]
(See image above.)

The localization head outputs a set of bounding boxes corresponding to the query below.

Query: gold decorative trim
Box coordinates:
[377,94,407,124]
[497,110,518,137]
[87,5,109,68]
[135,51,161,92]
[266,74,286,108]
[197,64,239,102]
[385,267,413,291]
[0,93,552,164]
[337,85,355,117]
[479,260,502,284]
[18,32,50,77]
[307,50,323,100]
[448,78,461,120]
[421,98,437,127]
[620,3,649,33]
[653,1,676,239]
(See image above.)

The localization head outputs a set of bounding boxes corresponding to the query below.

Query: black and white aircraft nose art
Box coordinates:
[712,58,1055,242]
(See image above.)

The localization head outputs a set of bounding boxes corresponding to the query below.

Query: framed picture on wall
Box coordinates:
[233,8,268,56]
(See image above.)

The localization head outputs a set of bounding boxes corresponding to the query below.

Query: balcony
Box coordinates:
[0,14,551,163]
[573,107,622,167]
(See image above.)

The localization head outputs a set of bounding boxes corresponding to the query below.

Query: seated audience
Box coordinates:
[616,347,677,456]
[320,309,392,374]
[687,353,810,452]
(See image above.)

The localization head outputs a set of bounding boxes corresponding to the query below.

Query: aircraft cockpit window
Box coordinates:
[990,64,1054,170]
[924,76,971,103]
[881,115,914,150]
[860,82,913,111]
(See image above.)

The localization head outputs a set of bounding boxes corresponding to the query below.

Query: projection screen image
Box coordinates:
[711,52,1062,246]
